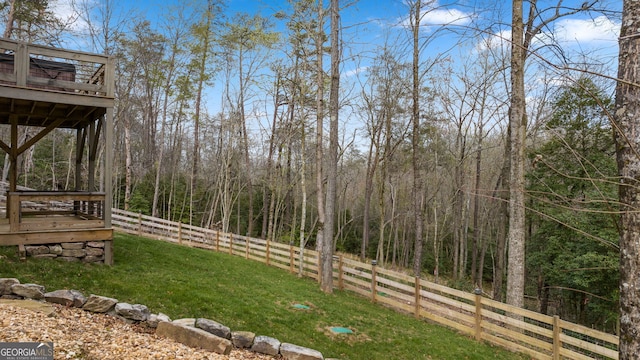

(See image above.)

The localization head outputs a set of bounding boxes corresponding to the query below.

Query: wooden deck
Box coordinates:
[0,39,115,264]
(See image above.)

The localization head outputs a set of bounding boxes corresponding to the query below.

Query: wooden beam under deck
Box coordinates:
[0,228,113,246]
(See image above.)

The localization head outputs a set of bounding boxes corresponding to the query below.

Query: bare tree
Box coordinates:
[320,0,340,293]
[410,0,424,277]
[615,0,640,356]
[506,0,604,308]
[314,0,326,264]
[507,0,527,309]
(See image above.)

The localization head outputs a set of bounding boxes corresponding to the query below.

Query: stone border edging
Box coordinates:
[0,278,332,360]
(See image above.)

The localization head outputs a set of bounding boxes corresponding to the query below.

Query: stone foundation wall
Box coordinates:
[25,241,105,263]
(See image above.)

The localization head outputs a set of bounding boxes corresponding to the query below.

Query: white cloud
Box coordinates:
[552,16,620,44]
[398,2,474,29]
[49,0,86,32]
[343,66,369,78]
[477,15,619,54]
[420,8,472,27]
[476,29,511,52]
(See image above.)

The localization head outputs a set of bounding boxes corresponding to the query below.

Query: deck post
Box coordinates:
[104,110,114,265]
[9,116,17,193]
[88,121,96,191]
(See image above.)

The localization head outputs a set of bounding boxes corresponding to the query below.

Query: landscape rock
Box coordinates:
[156,321,232,355]
[0,295,22,299]
[44,289,87,307]
[232,331,255,348]
[49,245,63,255]
[83,294,118,313]
[11,283,45,299]
[196,318,231,339]
[251,336,281,356]
[280,343,324,360]
[147,313,171,328]
[0,299,56,316]
[86,242,105,248]
[115,303,150,321]
[0,278,20,295]
[172,318,196,327]
[25,245,49,255]
[57,256,80,262]
[85,248,104,257]
[61,249,86,257]
[61,242,85,249]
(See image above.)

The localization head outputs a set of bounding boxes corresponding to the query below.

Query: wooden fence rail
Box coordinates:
[111,208,619,359]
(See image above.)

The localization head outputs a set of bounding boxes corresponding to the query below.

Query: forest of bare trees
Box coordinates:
[0,0,631,345]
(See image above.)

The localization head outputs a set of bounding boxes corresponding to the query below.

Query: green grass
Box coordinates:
[0,233,526,360]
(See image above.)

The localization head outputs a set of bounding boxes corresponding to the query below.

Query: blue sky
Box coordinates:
[50,0,621,77]
[48,0,622,145]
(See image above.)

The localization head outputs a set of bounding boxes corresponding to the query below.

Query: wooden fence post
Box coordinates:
[178,222,182,245]
[474,289,482,341]
[371,260,378,303]
[215,230,220,252]
[289,242,294,273]
[338,255,344,290]
[229,234,233,255]
[137,213,142,236]
[266,240,271,266]
[553,315,560,360]
[317,253,321,283]
[414,277,421,318]
[245,237,249,259]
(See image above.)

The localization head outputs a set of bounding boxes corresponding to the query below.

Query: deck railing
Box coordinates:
[112,208,620,360]
[7,191,105,232]
[0,38,113,97]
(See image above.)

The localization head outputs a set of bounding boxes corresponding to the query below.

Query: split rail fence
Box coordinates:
[112,208,619,359]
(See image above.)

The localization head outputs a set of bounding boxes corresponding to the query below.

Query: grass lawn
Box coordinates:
[0,233,526,360]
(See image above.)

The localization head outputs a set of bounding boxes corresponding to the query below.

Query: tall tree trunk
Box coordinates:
[615,1,640,356]
[411,0,424,277]
[152,28,183,218]
[124,115,132,211]
[262,91,280,238]
[506,0,526,309]
[315,0,325,259]
[298,123,308,277]
[238,47,254,236]
[472,115,484,286]
[377,168,386,265]
[321,0,339,293]
[191,0,215,225]
[3,0,15,39]
[361,138,378,260]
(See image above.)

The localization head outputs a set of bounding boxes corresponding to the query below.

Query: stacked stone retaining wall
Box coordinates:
[24,241,105,263]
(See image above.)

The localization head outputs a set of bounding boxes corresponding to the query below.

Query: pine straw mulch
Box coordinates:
[0,302,278,360]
